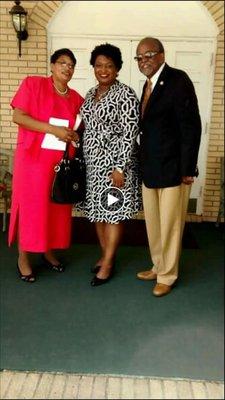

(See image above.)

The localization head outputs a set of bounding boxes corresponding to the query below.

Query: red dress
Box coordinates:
[8,76,84,252]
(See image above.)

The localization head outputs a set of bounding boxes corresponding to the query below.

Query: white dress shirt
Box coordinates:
[150,62,166,92]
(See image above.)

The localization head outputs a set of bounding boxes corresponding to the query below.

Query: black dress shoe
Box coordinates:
[17,263,36,283]
[42,255,65,272]
[90,265,101,273]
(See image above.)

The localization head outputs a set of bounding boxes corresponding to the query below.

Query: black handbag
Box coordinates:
[51,142,86,204]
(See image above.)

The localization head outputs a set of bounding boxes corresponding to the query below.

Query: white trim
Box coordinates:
[49,33,218,42]
[196,37,218,215]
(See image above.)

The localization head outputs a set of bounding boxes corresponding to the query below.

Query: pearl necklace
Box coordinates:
[53,83,68,95]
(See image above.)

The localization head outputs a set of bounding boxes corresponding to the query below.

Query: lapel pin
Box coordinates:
[160,81,164,85]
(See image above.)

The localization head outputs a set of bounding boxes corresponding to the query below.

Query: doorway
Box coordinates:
[48,1,218,214]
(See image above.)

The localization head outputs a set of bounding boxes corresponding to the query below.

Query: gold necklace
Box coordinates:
[96,87,109,100]
[53,83,68,95]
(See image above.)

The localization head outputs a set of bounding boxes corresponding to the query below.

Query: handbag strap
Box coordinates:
[74,133,84,159]
[63,121,85,159]
[63,143,70,160]
[63,139,84,160]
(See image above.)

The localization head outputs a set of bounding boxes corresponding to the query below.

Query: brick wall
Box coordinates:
[0,1,224,221]
[202,1,224,222]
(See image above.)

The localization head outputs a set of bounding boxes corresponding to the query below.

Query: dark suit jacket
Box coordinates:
[140,63,202,188]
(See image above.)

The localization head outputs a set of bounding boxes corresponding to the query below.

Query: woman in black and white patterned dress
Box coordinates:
[80,43,140,286]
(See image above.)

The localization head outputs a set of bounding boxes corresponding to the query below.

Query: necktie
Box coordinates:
[141,79,152,117]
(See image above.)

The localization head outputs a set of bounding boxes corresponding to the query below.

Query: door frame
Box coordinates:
[48,33,217,215]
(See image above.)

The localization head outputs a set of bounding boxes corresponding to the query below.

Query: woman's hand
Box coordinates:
[12,109,79,144]
[52,127,79,143]
[109,169,125,188]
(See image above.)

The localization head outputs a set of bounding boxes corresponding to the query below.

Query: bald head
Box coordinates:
[137,37,164,54]
[136,37,165,79]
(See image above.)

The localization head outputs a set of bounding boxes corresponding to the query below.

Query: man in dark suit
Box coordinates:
[135,37,201,297]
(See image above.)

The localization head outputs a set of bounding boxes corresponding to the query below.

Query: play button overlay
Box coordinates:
[100,187,124,213]
[108,193,119,206]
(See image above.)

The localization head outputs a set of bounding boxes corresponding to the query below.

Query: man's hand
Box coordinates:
[182,176,194,185]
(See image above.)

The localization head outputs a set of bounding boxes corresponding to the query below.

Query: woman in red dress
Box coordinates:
[9,48,84,282]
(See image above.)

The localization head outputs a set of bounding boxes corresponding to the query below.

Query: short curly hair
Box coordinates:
[50,48,76,66]
[90,43,123,71]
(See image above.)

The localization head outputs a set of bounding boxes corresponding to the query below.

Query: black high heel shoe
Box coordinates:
[91,275,112,286]
[17,263,36,283]
[42,255,65,272]
[90,265,115,287]
[91,257,116,274]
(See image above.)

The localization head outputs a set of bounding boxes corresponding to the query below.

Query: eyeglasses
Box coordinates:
[134,51,160,62]
[55,61,75,70]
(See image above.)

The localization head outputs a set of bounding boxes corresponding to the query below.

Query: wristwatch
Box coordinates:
[115,167,123,174]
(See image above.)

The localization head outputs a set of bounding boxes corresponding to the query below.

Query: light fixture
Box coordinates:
[9,1,28,57]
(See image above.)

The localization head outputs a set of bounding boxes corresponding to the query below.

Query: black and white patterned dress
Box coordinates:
[80,80,140,223]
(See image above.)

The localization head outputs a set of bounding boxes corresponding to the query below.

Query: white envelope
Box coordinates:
[41,117,69,150]
[73,113,82,131]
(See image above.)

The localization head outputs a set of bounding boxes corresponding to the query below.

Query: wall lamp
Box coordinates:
[9,1,28,57]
